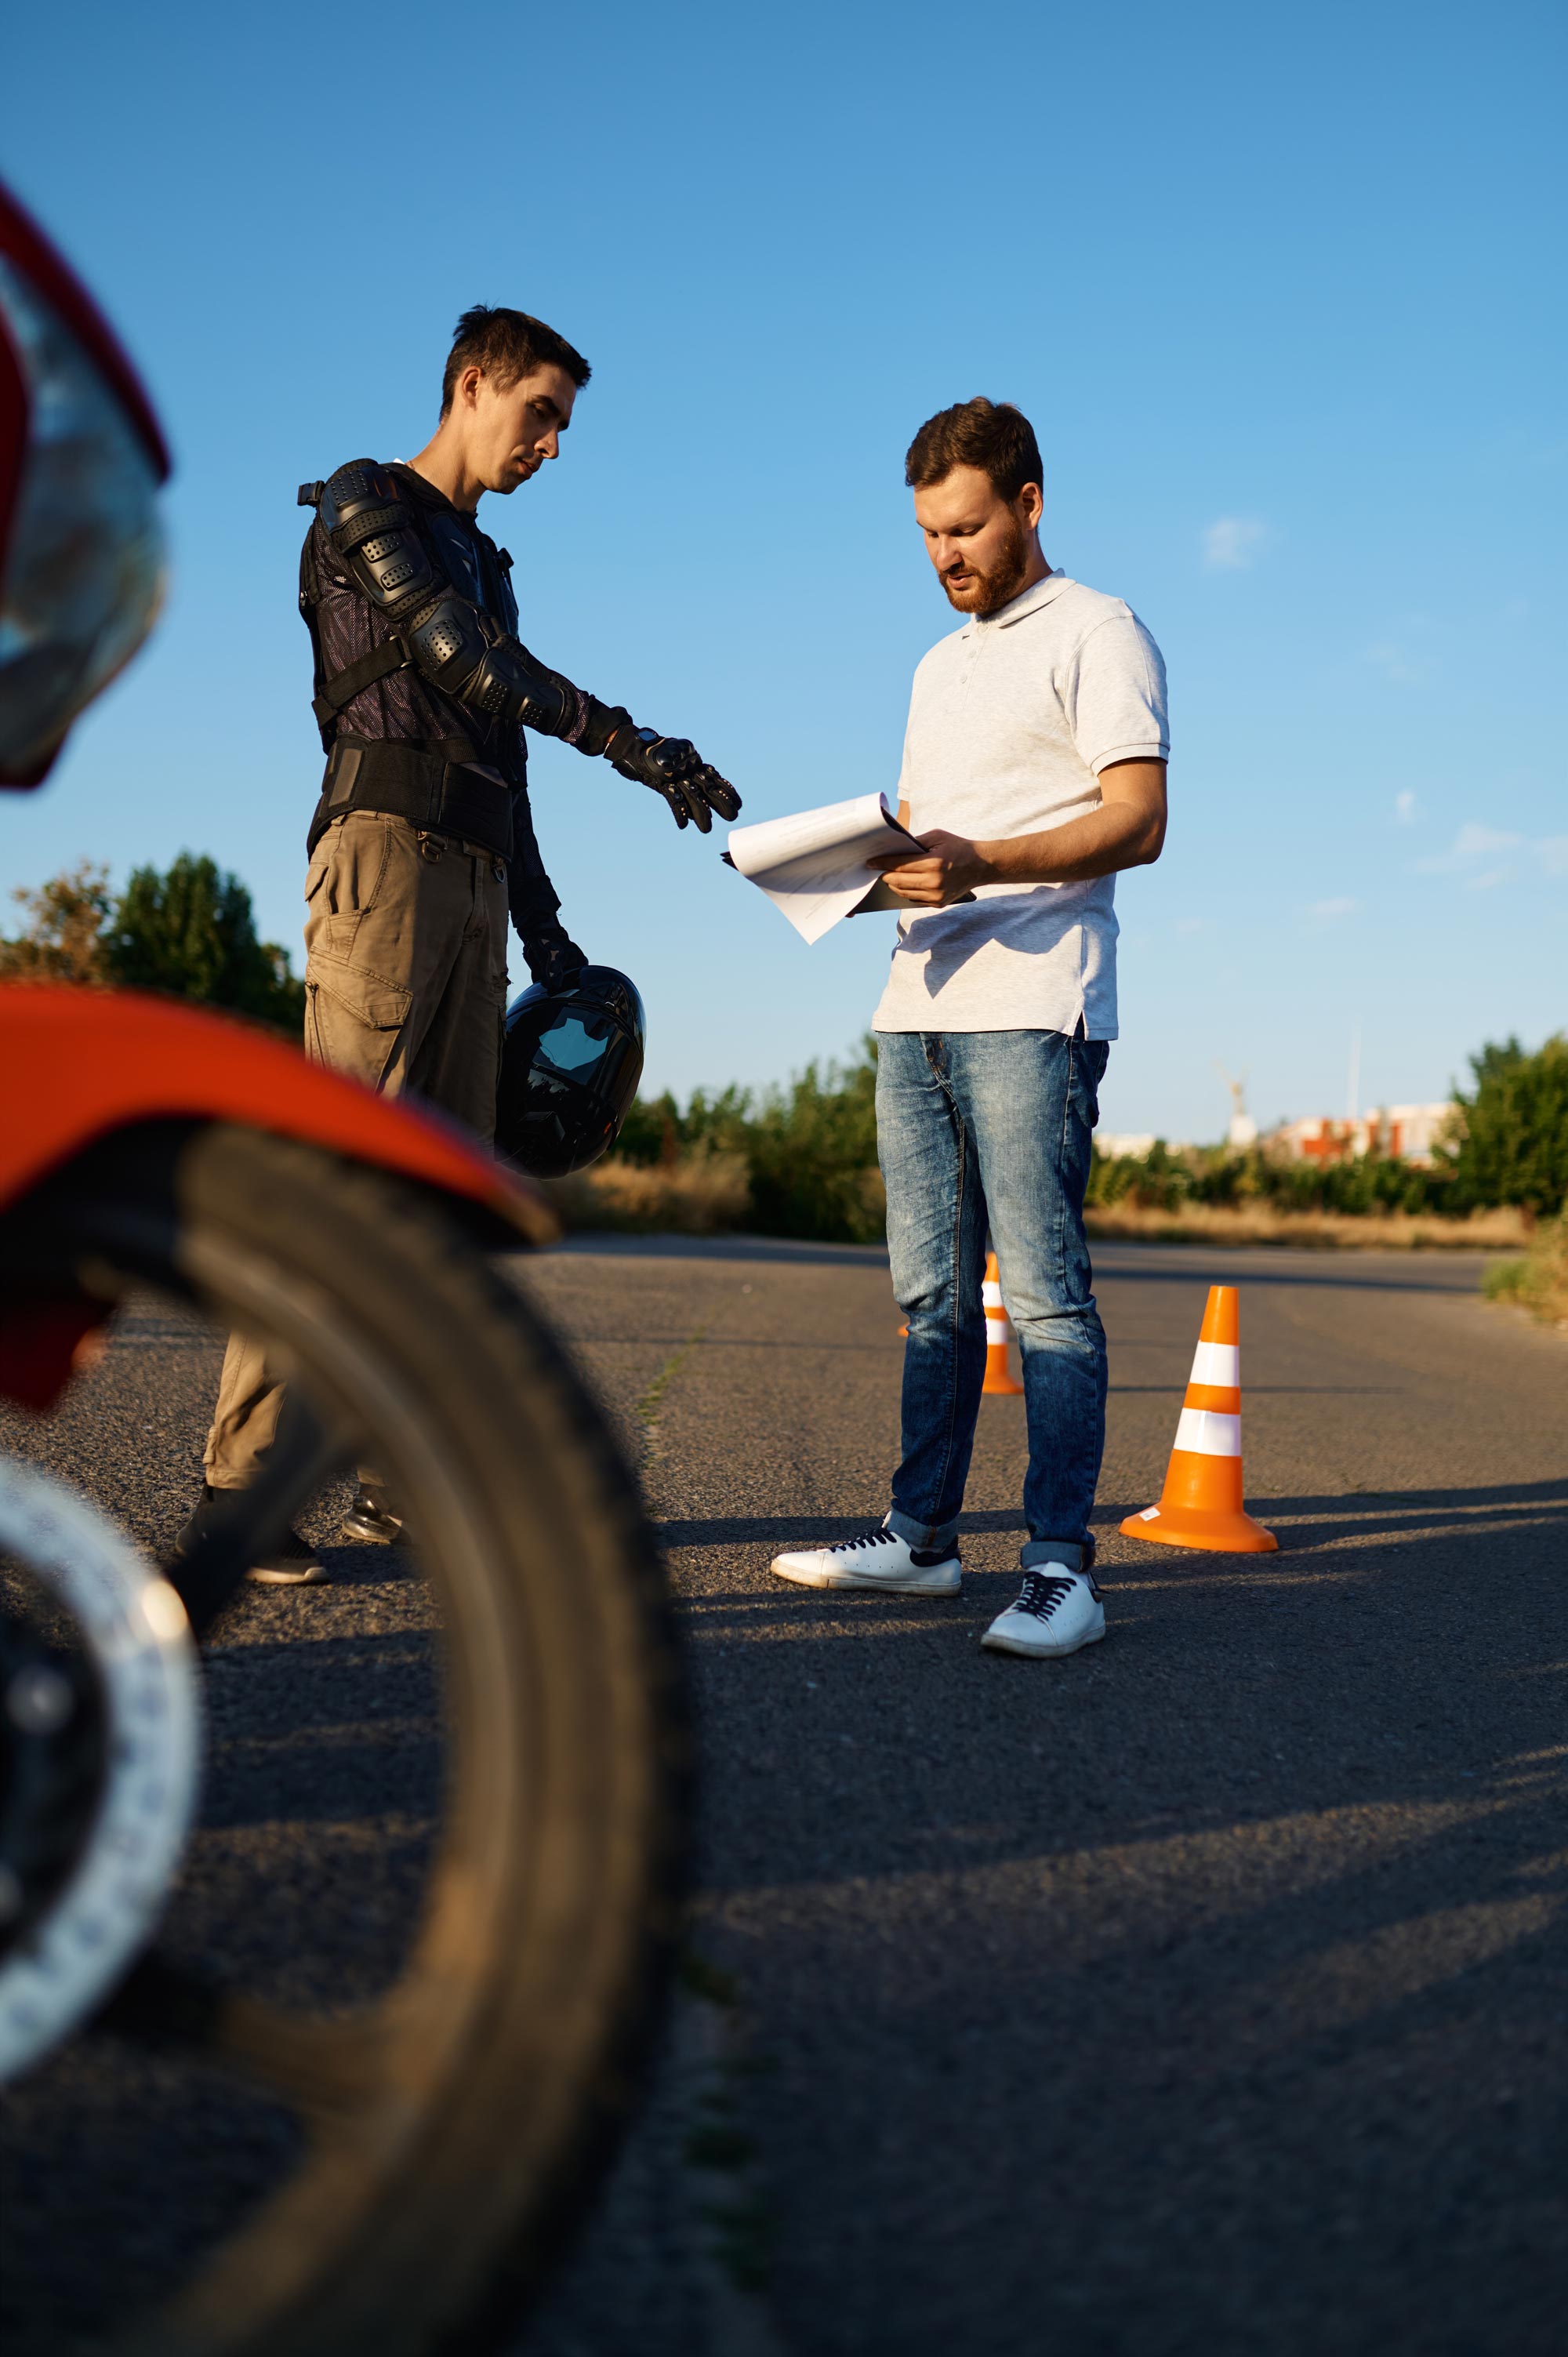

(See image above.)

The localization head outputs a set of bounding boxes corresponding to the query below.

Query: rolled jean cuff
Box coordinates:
[886,1505,960,1556]
[1021,1537,1087,1573]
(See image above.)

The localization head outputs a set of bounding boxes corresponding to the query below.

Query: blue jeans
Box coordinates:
[876,1027,1110,1566]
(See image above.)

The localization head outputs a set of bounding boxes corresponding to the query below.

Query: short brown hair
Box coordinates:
[441,303,592,417]
[905,397,1044,504]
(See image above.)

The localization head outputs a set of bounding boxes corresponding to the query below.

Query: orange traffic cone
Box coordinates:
[1120,1284,1276,1552]
[982,1251,1025,1396]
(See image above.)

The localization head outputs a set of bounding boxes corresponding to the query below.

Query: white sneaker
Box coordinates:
[771,1526,961,1596]
[982,1567,1105,1658]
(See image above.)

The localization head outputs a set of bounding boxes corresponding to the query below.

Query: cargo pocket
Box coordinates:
[318,815,395,958]
[304,950,413,1093]
[303,840,332,961]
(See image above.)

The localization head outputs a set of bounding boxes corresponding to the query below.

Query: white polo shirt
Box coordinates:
[871,569,1168,1039]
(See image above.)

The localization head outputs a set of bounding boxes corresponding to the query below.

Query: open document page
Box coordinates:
[723,791,968,946]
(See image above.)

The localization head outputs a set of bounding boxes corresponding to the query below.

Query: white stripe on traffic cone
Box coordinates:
[982,1252,1024,1396]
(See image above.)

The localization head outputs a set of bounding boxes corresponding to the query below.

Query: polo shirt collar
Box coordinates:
[966,568,1072,634]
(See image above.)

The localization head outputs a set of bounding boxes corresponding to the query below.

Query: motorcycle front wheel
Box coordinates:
[0,1118,688,2356]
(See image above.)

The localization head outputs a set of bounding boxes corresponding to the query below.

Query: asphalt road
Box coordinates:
[3,1233,1567,2355]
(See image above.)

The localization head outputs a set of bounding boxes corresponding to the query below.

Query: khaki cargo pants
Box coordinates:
[203,812,510,1488]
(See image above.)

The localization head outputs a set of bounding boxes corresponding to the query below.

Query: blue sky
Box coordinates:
[7,0,1563,1141]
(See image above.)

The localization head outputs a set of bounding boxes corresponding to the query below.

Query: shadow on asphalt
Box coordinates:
[1111,1481,1568,1556]
[194,1653,441,1829]
[683,1500,1568,1963]
[654,1476,1568,1559]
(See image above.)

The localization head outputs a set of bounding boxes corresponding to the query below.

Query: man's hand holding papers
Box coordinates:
[868,827,991,908]
[870,761,1171,906]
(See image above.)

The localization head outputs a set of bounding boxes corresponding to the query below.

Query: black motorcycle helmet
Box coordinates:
[495,964,646,1178]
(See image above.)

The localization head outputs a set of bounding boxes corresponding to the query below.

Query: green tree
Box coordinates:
[0,861,113,982]
[1444,1033,1568,1215]
[613,1039,886,1243]
[744,1045,882,1241]
[100,852,305,1033]
[0,852,305,1031]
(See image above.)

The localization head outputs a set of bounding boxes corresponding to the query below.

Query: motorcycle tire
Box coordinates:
[3,1118,688,2357]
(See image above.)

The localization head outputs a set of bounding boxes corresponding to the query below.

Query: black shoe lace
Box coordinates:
[1014,1571,1077,1621]
[839,1528,900,1553]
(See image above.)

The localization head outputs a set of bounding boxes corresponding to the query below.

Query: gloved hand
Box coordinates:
[605,724,741,833]
[522,924,589,990]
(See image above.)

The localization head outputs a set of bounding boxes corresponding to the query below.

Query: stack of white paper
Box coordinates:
[723,792,944,945]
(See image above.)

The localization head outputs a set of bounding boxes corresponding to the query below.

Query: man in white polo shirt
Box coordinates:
[771,397,1167,1659]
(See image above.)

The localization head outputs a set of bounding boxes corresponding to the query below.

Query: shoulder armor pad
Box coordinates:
[319,458,405,537]
[318,459,437,610]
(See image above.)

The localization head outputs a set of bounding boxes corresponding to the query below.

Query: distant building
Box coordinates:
[1096,1131,1158,1160]
[1265,1103,1455,1167]
[1377,1103,1457,1163]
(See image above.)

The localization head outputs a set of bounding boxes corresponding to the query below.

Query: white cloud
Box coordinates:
[1411,823,1568,889]
[1455,823,1522,859]
[1417,823,1523,873]
[1395,789,1419,825]
[1366,641,1429,686]
[1203,516,1266,571]
[1307,896,1359,925]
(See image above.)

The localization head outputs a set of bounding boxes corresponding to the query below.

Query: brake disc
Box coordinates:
[0,1456,200,2080]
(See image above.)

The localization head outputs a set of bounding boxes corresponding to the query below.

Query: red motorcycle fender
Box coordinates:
[0,986,557,1411]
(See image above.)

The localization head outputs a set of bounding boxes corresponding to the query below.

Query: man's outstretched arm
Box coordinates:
[878,760,1167,906]
[316,460,740,833]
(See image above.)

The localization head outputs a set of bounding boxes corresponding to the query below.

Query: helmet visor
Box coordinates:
[498,970,647,1178]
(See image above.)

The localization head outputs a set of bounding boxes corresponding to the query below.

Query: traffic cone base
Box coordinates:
[1121,1284,1277,1554]
[1120,1494,1279,1553]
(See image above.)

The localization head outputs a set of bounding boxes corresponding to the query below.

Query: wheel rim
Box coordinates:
[0,1458,200,2079]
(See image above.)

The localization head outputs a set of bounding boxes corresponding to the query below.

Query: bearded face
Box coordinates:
[913,464,1045,619]
[938,506,1033,616]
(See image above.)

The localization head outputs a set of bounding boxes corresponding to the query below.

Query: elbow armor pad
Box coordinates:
[406,594,490,695]
[405,599,575,734]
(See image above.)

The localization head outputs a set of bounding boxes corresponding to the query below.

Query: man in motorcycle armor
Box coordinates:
[190,304,739,1578]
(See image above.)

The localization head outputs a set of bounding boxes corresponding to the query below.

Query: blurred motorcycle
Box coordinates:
[0,183,686,2353]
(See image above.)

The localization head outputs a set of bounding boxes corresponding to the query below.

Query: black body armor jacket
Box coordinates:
[299,459,629,968]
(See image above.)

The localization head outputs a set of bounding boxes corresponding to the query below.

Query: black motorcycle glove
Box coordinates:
[604,721,741,834]
[522,924,589,990]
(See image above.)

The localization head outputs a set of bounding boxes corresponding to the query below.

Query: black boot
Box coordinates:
[174,1485,328,1586]
[341,1484,405,1545]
